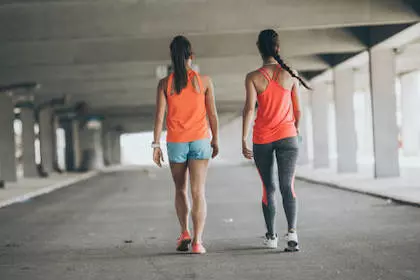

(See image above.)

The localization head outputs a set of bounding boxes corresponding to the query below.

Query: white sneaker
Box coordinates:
[284,231,300,252]
[263,233,278,249]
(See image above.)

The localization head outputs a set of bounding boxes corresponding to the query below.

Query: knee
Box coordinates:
[176,187,188,197]
[191,189,205,201]
[263,185,276,205]
[280,184,296,200]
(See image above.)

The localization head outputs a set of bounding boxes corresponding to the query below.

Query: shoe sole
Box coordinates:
[263,240,278,249]
[285,241,300,252]
[176,239,192,252]
[284,247,300,252]
[191,249,206,254]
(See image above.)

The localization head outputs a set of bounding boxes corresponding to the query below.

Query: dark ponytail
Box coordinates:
[170,36,193,94]
[258,29,311,90]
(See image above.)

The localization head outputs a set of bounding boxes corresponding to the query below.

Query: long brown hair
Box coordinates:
[170,36,193,94]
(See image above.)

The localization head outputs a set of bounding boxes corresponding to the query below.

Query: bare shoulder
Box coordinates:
[246,69,261,80]
[157,76,170,91]
[244,70,261,86]
[198,74,213,89]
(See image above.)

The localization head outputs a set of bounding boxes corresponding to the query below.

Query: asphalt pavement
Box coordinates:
[0,165,419,280]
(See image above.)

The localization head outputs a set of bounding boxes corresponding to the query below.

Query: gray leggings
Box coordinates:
[253,136,298,235]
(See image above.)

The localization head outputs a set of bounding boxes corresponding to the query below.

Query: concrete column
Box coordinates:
[64,119,81,172]
[0,94,17,182]
[102,130,111,166]
[297,91,310,165]
[79,121,104,171]
[21,107,38,178]
[110,131,121,165]
[400,71,420,156]
[39,107,54,174]
[333,68,358,173]
[369,48,400,178]
[311,82,330,168]
[52,115,60,171]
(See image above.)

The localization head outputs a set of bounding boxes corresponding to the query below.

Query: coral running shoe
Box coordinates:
[191,242,206,254]
[176,231,192,252]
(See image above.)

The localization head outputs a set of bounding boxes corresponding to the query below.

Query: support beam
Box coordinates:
[400,71,420,156]
[333,68,358,173]
[369,48,400,178]
[0,94,17,182]
[311,83,330,168]
[21,107,38,178]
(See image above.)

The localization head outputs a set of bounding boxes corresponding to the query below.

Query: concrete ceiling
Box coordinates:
[1,0,420,132]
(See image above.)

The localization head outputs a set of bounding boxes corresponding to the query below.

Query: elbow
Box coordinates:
[207,112,218,122]
[242,107,254,117]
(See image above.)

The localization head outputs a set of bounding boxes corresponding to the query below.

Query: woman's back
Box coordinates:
[165,70,209,143]
[251,65,297,144]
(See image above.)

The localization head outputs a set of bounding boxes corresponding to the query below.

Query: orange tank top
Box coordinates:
[253,66,297,144]
[166,70,210,143]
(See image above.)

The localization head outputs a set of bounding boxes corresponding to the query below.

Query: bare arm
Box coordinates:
[291,78,302,131]
[242,73,257,143]
[153,79,167,144]
[205,77,219,146]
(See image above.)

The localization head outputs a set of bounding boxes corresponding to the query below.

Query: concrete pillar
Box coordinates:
[297,91,310,165]
[362,91,374,158]
[333,68,358,173]
[311,82,330,168]
[102,130,112,166]
[400,71,420,156]
[64,119,81,172]
[0,94,17,182]
[369,48,400,178]
[21,107,38,178]
[110,131,121,165]
[79,121,104,171]
[39,107,54,174]
[52,115,60,171]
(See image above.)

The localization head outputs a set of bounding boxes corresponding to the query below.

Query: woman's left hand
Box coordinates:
[211,139,219,159]
[153,147,164,167]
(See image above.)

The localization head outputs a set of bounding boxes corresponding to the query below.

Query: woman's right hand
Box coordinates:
[242,141,253,159]
[153,147,164,167]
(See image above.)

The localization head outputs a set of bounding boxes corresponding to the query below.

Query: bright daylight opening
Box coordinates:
[121,131,168,166]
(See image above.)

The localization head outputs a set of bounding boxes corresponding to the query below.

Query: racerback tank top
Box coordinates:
[166,70,210,143]
[253,66,297,144]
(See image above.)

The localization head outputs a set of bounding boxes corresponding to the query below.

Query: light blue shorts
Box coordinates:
[167,138,212,163]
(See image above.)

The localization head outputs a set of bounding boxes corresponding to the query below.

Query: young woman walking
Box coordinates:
[152,36,219,254]
[242,29,311,252]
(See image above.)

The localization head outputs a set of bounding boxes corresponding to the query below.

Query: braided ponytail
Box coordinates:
[273,54,311,90]
[258,29,311,90]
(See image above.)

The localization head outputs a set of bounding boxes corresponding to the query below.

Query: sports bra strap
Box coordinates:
[189,71,203,94]
[258,68,272,82]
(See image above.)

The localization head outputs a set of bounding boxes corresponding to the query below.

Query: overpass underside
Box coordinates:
[1,0,420,182]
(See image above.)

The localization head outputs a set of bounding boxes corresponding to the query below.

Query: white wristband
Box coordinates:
[151,142,160,148]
